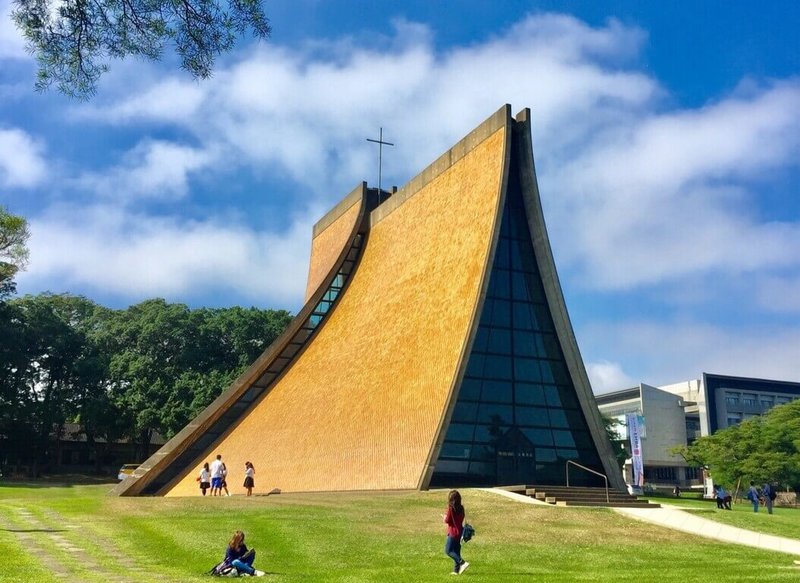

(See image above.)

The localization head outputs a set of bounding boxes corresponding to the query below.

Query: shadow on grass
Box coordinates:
[3,528,69,533]
[0,474,118,489]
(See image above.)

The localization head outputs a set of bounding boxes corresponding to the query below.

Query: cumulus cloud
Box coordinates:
[75,140,216,201]
[64,13,800,293]
[549,81,800,290]
[580,319,800,388]
[586,360,636,394]
[72,14,658,201]
[21,204,313,306]
[0,127,47,187]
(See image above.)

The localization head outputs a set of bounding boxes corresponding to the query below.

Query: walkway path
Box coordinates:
[486,489,800,558]
[0,503,146,582]
[614,503,800,557]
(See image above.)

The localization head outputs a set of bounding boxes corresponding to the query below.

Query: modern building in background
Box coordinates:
[114,105,624,496]
[597,373,800,486]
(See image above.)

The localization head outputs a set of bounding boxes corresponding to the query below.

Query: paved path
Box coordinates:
[486,489,800,558]
[614,504,800,557]
[0,504,143,582]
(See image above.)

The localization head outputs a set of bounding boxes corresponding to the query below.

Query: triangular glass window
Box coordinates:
[430,152,604,488]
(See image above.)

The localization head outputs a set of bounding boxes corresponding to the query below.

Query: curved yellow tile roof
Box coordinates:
[166,123,508,495]
[304,190,363,302]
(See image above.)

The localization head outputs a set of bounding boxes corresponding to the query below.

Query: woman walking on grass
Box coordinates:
[443,490,469,575]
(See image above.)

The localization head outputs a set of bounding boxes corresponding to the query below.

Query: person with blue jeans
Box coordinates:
[747,481,760,513]
[224,530,265,576]
[442,490,469,575]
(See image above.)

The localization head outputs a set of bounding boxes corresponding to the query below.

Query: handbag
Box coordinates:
[461,523,475,543]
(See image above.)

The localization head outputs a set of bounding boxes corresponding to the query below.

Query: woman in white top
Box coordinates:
[199,462,211,496]
[243,461,255,496]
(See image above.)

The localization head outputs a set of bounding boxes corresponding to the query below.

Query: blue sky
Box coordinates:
[1,1,799,392]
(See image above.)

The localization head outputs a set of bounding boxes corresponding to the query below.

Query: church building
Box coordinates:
[114,105,624,496]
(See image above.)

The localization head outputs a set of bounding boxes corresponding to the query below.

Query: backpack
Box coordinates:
[461,523,475,543]
[209,560,238,577]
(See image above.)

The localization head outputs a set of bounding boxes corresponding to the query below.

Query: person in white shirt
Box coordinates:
[243,461,255,496]
[210,454,224,496]
[199,462,211,496]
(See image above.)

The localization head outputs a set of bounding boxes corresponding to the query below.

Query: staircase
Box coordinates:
[501,485,661,508]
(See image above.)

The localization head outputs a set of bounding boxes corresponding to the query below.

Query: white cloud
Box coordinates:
[73,77,207,124]
[75,140,216,201]
[73,14,658,202]
[0,127,47,187]
[580,319,800,389]
[20,204,313,306]
[63,13,800,300]
[586,360,636,394]
[0,0,27,60]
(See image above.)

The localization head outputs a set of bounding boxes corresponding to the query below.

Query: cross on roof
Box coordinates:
[366,128,394,204]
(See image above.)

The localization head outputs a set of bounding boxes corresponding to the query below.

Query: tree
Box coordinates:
[602,414,628,473]
[12,0,271,98]
[8,294,108,475]
[678,401,800,491]
[0,207,30,299]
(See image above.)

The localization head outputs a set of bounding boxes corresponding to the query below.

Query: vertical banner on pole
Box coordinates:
[626,413,645,487]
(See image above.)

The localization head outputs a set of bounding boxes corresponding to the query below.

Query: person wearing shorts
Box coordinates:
[210,454,224,496]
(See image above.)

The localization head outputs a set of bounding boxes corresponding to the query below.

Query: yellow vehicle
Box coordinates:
[117,464,139,481]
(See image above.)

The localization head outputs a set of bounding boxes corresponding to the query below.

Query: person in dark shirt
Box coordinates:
[442,490,469,575]
[224,530,265,577]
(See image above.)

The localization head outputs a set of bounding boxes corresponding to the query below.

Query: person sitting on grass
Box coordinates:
[224,530,265,577]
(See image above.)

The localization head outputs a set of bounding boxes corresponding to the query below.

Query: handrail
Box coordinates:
[566,460,609,503]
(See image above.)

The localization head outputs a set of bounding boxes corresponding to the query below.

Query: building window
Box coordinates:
[431,162,604,488]
[685,467,700,480]
[724,392,739,407]
[742,394,757,406]
[727,413,743,425]
[760,398,773,409]
[685,417,701,445]
[650,467,676,481]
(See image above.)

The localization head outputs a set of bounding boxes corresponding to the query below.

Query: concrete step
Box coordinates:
[556,500,661,508]
[522,485,661,509]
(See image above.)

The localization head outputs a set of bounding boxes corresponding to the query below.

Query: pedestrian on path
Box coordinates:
[747,481,760,513]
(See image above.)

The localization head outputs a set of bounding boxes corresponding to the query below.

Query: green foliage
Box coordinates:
[0,207,30,299]
[11,0,271,98]
[602,414,628,471]
[682,400,800,490]
[0,293,292,473]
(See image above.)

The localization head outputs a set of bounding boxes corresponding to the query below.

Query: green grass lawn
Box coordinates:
[653,494,800,540]
[1,482,799,582]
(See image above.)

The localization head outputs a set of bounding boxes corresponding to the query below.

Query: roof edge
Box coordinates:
[370,104,512,228]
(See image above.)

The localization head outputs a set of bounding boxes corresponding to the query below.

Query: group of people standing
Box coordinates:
[712,481,778,513]
[198,454,256,497]
[747,481,777,514]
